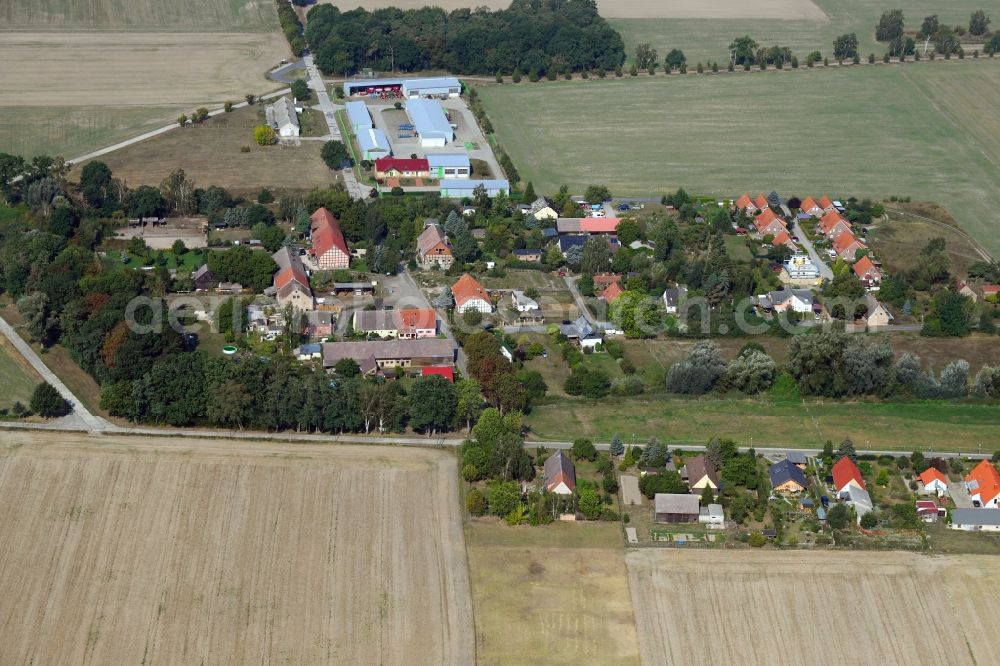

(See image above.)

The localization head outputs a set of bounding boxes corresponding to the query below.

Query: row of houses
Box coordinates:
[353,308,437,339]
[374,155,473,180]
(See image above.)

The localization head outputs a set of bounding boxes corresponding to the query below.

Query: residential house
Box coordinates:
[915,500,944,522]
[800,196,824,217]
[918,467,949,496]
[833,232,866,261]
[754,209,787,237]
[759,289,814,314]
[296,342,322,361]
[698,504,725,529]
[265,96,300,137]
[305,310,335,338]
[309,208,350,269]
[843,484,874,523]
[559,315,601,350]
[768,459,809,494]
[662,285,688,314]
[511,290,540,313]
[983,285,1000,301]
[783,253,820,281]
[192,264,218,291]
[452,273,493,314]
[421,366,455,383]
[544,450,577,495]
[593,273,622,290]
[601,281,624,303]
[864,295,893,329]
[832,457,866,494]
[949,508,1000,531]
[818,195,835,212]
[556,217,621,234]
[654,493,701,523]
[771,229,796,251]
[754,194,770,211]
[321,338,455,371]
[272,247,313,311]
[965,460,1000,508]
[957,280,978,303]
[685,455,719,494]
[416,223,453,269]
[374,157,429,180]
[735,193,761,214]
[785,451,808,468]
[512,248,542,263]
[528,197,558,221]
[853,255,882,289]
[558,235,587,257]
[353,308,437,339]
[818,210,851,239]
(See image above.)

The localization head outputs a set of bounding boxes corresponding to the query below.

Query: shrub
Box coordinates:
[512,69,522,82]
[30,382,70,417]
[223,101,233,113]
[572,438,598,462]
[860,511,878,529]
[466,488,487,515]
[748,532,767,547]
[883,53,890,63]
[253,125,276,145]
[630,64,638,76]
[696,62,704,73]
[868,53,875,64]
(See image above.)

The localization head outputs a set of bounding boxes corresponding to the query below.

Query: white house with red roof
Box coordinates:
[309,208,350,270]
[817,210,852,239]
[800,196,824,217]
[771,229,796,251]
[965,460,1000,508]
[833,232,866,261]
[754,209,787,237]
[853,255,882,289]
[735,193,759,214]
[832,457,865,494]
[452,273,493,314]
[918,467,948,497]
[374,157,430,179]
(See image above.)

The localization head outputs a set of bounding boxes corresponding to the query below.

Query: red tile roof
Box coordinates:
[593,273,621,288]
[819,210,849,234]
[965,460,1000,505]
[396,308,437,335]
[983,285,1000,295]
[602,281,624,302]
[800,196,820,212]
[274,266,309,291]
[754,194,769,210]
[735,194,754,210]
[832,457,865,492]
[580,217,621,233]
[451,273,489,307]
[853,255,880,279]
[833,232,865,256]
[919,467,947,487]
[818,195,833,210]
[421,366,454,382]
[309,207,349,259]
[772,230,793,247]
[754,208,785,232]
[375,156,429,173]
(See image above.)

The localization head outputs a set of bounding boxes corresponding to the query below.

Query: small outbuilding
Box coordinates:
[655,494,700,524]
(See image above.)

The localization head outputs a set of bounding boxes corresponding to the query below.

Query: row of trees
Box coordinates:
[306,0,626,77]
[878,10,995,56]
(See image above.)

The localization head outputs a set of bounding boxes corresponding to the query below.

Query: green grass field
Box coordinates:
[525,394,1000,453]
[479,61,1000,256]
[0,0,277,31]
[611,0,992,68]
[0,340,41,409]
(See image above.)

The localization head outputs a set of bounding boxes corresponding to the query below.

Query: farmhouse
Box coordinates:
[950,508,1000,531]
[452,273,493,314]
[440,179,510,199]
[416,223,453,268]
[375,157,429,179]
[544,450,576,495]
[353,308,437,339]
[426,154,471,179]
[309,208,350,270]
[406,98,454,147]
[853,255,882,289]
[357,127,391,160]
[919,467,949,496]
[684,455,719,494]
[273,250,313,312]
[654,494,700,524]
[768,459,808,494]
[832,457,866,494]
[265,96,299,137]
[965,460,1000,508]
[304,310,334,337]
[344,100,373,132]
[342,76,462,99]
[864,295,893,329]
[559,316,601,349]
[321,338,455,371]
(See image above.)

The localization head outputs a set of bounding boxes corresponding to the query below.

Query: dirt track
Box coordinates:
[627,549,1000,665]
[0,431,474,665]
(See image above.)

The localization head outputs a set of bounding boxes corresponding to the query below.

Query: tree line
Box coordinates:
[305,0,626,77]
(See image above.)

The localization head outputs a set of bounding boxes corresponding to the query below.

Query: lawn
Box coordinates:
[478,61,1000,257]
[79,105,337,196]
[0,338,41,409]
[525,394,1000,452]
[121,249,206,271]
[611,0,992,68]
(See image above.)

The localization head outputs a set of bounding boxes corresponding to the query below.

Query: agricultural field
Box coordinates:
[479,61,1000,257]
[611,0,992,66]
[0,432,474,665]
[0,0,278,31]
[467,521,639,665]
[627,549,1000,665]
[0,337,41,408]
[79,105,337,195]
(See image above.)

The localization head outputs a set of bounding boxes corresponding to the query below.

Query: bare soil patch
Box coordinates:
[0,431,474,665]
[627,549,1000,665]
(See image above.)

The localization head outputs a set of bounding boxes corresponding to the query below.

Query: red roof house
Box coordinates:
[375,157,429,178]
[853,255,882,286]
[735,193,757,213]
[918,467,948,495]
[832,457,865,493]
[818,210,851,238]
[395,308,437,339]
[452,273,493,314]
[601,281,624,302]
[771,229,796,250]
[818,195,834,211]
[833,232,866,260]
[800,196,823,216]
[754,208,787,236]
[983,285,1000,300]
[309,208,350,270]
[754,194,770,211]
[965,460,1000,508]
[579,217,621,234]
[421,366,455,382]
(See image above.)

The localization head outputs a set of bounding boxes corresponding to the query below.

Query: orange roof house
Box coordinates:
[853,255,882,285]
[833,232,866,260]
[735,194,755,211]
[918,467,948,495]
[309,207,350,270]
[593,273,621,289]
[771,229,796,250]
[601,281,624,302]
[754,194,770,211]
[754,208,787,235]
[818,195,834,211]
[818,210,851,238]
[395,308,438,339]
[800,196,823,216]
[832,457,865,493]
[579,217,621,234]
[965,460,1000,508]
[452,273,493,314]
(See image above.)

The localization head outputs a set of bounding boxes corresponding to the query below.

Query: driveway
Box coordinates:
[791,219,834,281]
[303,55,365,200]
[399,270,469,377]
[563,275,610,328]
[948,481,975,508]
[269,58,305,84]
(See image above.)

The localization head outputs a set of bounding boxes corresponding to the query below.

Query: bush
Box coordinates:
[748,532,767,547]
[466,488,487,515]
[572,438,598,462]
[30,382,70,417]
[253,125,276,145]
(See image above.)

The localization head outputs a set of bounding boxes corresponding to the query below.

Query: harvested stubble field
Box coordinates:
[0,0,278,31]
[611,0,990,67]
[627,549,1000,665]
[467,522,639,665]
[80,105,337,194]
[479,61,1000,257]
[0,432,474,665]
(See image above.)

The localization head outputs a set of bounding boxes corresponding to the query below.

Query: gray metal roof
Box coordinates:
[344,100,372,129]
[654,493,700,515]
[952,508,1000,526]
[440,179,509,190]
[357,127,390,155]
[403,76,461,92]
[426,153,470,169]
[267,96,299,131]
[406,98,453,141]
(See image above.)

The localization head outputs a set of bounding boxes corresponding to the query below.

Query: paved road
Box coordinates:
[791,218,834,281]
[269,58,306,84]
[0,315,113,432]
[563,275,610,328]
[399,269,469,377]
[304,55,365,200]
